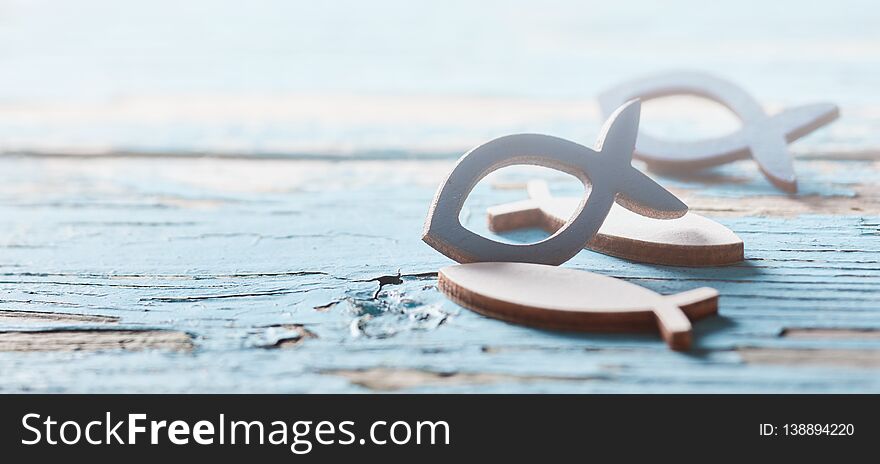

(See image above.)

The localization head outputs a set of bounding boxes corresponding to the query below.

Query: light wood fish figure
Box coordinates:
[439,262,718,350]
[423,100,688,265]
[487,180,743,267]
[598,71,839,192]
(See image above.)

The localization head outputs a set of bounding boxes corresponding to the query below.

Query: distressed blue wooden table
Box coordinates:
[0,0,878,392]
[1,150,877,392]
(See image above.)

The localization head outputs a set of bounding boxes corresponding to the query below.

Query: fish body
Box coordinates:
[439,262,718,350]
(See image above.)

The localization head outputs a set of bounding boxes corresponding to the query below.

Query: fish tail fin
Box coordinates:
[615,167,688,219]
[596,99,641,164]
[486,199,544,233]
[774,103,840,142]
[665,287,719,313]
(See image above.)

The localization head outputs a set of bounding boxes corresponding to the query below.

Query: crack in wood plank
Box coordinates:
[139,288,319,302]
[259,324,318,349]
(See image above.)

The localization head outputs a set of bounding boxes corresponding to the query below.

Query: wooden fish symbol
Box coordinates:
[423,100,687,265]
[487,180,743,266]
[598,71,839,192]
[439,262,718,350]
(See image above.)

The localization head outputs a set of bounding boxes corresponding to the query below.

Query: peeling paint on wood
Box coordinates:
[0,310,118,324]
[682,185,880,217]
[258,325,318,349]
[738,348,880,368]
[0,330,193,352]
[324,368,601,391]
[782,328,880,340]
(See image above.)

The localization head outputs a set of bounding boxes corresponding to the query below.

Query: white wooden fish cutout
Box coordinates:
[439,262,718,350]
[423,100,688,265]
[487,180,743,266]
[598,71,840,192]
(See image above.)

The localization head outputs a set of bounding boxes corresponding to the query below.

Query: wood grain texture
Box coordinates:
[324,368,600,391]
[738,348,880,368]
[0,310,119,324]
[0,152,877,392]
[0,330,192,352]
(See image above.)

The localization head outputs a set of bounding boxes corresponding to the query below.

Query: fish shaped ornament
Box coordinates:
[598,71,839,192]
[439,263,718,350]
[487,180,743,266]
[423,99,688,265]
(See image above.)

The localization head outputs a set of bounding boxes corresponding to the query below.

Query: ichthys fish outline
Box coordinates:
[597,71,839,193]
[423,99,687,265]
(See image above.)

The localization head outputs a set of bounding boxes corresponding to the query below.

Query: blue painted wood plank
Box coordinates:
[0,155,878,392]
